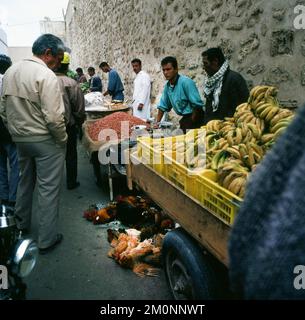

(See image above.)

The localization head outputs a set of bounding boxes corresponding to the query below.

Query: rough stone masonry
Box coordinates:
[65,0,305,115]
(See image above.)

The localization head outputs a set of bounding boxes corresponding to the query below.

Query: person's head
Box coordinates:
[201,47,226,76]
[87,67,95,77]
[32,33,65,70]
[131,58,142,74]
[161,56,178,81]
[76,67,84,76]
[55,52,70,74]
[99,62,110,73]
[0,54,12,75]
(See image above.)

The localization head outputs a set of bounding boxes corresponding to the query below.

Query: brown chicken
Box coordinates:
[107,231,161,277]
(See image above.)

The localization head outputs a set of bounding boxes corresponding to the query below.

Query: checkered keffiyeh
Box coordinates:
[203,60,229,112]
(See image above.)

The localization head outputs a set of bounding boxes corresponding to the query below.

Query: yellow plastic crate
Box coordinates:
[195,175,242,225]
[137,136,162,174]
[137,135,185,175]
[163,152,206,195]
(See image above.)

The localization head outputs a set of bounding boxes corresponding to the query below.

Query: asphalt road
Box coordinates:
[24,144,172,300]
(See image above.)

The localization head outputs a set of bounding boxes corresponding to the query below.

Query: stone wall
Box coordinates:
[65,0,305,112]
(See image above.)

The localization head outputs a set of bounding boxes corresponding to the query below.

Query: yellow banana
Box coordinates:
[274,126,287,139]
[223,172,245,189]
[264,86,278,99]
[252,151,262,163]
[265,95,280,107]
[236,103,250,112]
[243,131,253,144]
[260,105,274,120]
[226,130,235,146]
[255,100,268,111]
[256,103,272,116]
[228,177,244,195]
[238,144,248,160]
[240,123,249,138]
[253,91,267,107]
[260,133,274,144]
[270,119,291,134]
[238,111,253,122]
[227,147,242,160]
[265,106,280,123]
[249,142,264,158]
[247,147,256,167]
[211,150,226,171]
[244,113,256,124]
[217,153,228,169]
[235,127,243,144]
[251,85,270,99]
[247,123,261,139]
[255,118,265,133]
[270,110,293,127]
[201,169,218,182]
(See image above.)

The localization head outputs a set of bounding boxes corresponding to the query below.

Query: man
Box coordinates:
[55,52,85,190]
[99,62,124,101]
[76,67,87,84]
[0,54,19,208]
[202,47,249,124]
[131,58,151,120]
[0,34,67,254]
[157,56,204,131]
[88,66,102,92]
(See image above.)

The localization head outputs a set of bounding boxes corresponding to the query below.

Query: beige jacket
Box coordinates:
[0,56,67,146]
[56,73,85,127]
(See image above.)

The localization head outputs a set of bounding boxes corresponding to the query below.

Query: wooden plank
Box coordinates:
[129,153,230,266]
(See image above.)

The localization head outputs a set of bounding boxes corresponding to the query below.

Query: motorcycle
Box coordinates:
[0,204,38,300]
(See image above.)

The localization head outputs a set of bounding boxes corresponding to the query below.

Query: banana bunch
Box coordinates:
[210,150,230,171]
[217,160,249,197]
[248,85,295,131]
[173,85,295,198]
[172,129,207,169]
[269,111,294,139]
[206,120,223,132]
[248,85,278,109]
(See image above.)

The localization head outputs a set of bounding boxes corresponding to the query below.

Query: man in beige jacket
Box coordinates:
[0,34,67,254]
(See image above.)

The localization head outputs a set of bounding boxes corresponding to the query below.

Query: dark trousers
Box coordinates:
[91,151,103,186]
[66,125,78,187]
[179,112,204,133]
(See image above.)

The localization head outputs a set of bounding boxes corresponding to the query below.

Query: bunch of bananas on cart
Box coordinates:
[203,85,294,198]
[165,129,206,169]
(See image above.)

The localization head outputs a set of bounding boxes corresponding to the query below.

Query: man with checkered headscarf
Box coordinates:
[202,47,249,124]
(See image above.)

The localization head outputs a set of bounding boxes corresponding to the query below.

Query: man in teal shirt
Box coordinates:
[157,56,204,131]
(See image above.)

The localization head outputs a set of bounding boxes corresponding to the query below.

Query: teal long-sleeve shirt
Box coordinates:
[158,75,204,116]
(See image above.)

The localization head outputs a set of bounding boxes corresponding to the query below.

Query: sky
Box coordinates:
[0,0,69,46]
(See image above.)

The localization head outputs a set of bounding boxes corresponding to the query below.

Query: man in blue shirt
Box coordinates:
[157,56,204,131]
[99,62,124,101]
[88,67,102,92]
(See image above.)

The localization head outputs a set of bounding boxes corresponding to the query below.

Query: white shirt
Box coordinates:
[132,70,151,120]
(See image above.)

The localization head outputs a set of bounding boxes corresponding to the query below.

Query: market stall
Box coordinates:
[125,85,295,299]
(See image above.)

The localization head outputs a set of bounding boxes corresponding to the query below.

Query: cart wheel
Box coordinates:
[162,228,221,300]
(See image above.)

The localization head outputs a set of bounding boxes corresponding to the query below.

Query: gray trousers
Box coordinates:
[15,140,65,249]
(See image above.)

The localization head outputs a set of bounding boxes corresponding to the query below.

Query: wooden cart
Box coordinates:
[127,151,232,299]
